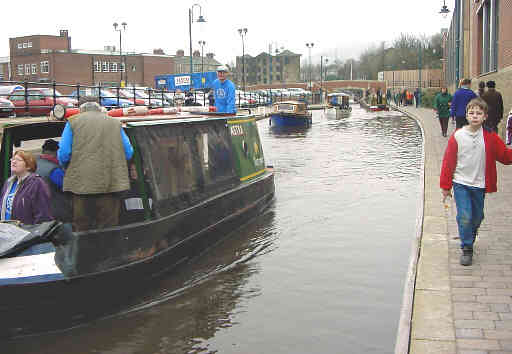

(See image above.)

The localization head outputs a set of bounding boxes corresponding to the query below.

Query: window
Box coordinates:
[102,62,109,72]
[131,65,136,72]
[40,61,49,74]
[120,62,125,72]
[478,0,499,73]
[25,64,30,75]
[17,43,22,49]
[28,41,32,48]
[17,64,23,76]
[23,42,28,48]
[110,62,118,72]
[94,61,101,72]
[31,64,37,74]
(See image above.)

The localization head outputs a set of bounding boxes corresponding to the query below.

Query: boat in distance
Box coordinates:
[0,110,275,338]
[325,93,352,119]
[269,101,312,128]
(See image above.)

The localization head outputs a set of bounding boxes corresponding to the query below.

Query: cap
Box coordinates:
[216,65,229,72]
[42,139,59,152]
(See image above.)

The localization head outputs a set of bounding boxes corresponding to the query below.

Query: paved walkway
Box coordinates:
[396,106,512,353]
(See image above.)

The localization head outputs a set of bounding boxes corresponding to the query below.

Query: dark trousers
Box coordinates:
[456,116,468,129]
[72,193,120,231]
[439,117,449,136]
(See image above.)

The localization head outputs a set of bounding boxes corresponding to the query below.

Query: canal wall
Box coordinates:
[394,105,512,354]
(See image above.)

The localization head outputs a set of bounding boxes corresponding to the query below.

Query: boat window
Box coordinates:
[276,104,295,112]
[128,120,239,216]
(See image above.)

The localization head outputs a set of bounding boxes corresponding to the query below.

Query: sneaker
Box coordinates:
[460,246,473,266]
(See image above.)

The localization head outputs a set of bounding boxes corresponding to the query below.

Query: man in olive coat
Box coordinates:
[58,98,134,231]
[481,80,504,133]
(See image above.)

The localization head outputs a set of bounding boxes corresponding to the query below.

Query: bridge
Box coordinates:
[248,80,387,95]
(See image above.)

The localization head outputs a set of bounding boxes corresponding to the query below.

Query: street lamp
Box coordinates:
[113,21,127,86]
[189,4,206,76]
[238,28,248,92]
[439,0,450,18]
[324,58,329,82]
[198,40,206,89]
[306,43,314,95]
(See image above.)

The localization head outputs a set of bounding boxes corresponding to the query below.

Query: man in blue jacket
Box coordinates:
[212,66,236,114]
[450,78,477,129]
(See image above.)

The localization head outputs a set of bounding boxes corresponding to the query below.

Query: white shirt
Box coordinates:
[453,126,486,188]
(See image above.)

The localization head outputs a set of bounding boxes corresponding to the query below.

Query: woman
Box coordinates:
[0,150,53,224]
[434,87,453,137]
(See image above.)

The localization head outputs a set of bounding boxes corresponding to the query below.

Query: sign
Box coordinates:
[157,79,166,85]
[174,76,191,86]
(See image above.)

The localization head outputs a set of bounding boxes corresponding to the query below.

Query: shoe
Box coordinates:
[460,246,473,266]
[442,132,447,137]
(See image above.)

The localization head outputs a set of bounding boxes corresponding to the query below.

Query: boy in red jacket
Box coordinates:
[440,98,512,266]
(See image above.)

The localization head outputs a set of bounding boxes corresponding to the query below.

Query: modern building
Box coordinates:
[443,0,512,136]
[7,31,220,93]
[234,50,301,86]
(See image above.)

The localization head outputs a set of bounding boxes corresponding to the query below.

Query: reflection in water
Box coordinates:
[5,105,422,354]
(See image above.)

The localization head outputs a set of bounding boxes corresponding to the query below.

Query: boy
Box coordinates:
[440,98,512,266]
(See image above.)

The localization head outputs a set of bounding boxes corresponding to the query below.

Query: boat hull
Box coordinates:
[0,171,275,338]
[269,112,312,127]
[325,107,351,119]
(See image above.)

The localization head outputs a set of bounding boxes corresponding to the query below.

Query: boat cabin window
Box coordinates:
[276,103,296,112]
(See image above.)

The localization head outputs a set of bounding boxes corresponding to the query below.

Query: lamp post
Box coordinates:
[324,58,329,83]
[113,22,127,86]
[238,28,248,92]
[439,0,450,18]
[198,40,206,89]
[189,4,206,76]
[305,43,314,95]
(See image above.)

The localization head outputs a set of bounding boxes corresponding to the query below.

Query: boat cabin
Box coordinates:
[327,93,350,109]
[272,101,308,115]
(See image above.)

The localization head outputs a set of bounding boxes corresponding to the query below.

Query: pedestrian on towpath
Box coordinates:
[450,78,477,129]
[434,87,452,137]
[481,80,504,133]
[440,98,512,266]
[212,66,236,114]
[58,98,134,231]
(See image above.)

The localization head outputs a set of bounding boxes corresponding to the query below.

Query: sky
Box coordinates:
[0,1,452,66]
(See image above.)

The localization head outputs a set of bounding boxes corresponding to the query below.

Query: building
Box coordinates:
[172,49,221,74]
[380,69,443,89]
[443,0,512,136]
[7,31,220,94]
[235,50,301,87]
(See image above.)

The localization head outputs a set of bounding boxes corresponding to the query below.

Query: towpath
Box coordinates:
[395,105,512,353]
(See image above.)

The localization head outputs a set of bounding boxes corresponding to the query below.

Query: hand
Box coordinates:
[442,189,452,203]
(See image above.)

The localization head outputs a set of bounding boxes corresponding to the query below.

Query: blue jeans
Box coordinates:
[453,182,485,248]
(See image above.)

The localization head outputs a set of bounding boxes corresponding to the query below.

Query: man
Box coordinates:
[58,98,134,231]
[36,139,71,222]
[450,78,477,129]
[212,66,236,114]
[481,80,503,133]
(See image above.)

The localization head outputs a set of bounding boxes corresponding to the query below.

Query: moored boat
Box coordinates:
[325,93,352,119]
[0,111,275,338]
[359,99,389,112]
[269,101,312,128]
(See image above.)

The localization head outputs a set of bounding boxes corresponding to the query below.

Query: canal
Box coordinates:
[5,105,423,354]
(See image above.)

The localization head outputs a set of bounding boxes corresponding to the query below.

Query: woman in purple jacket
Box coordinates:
[0,150,53,225]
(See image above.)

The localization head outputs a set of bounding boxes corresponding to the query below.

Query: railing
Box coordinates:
[0,80,320,117]
[388,80,443,88]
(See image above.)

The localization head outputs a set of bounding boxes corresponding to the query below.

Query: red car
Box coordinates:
[8,88,78,116]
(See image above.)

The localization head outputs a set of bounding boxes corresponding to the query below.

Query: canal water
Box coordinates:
[5,105,423,354]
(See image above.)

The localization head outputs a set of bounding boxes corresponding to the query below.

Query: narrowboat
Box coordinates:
[0,111,275,338]
[325,93,352,119]
[359,99,389,112]
[269,101,312,128]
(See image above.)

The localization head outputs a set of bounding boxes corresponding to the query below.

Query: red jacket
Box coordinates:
[440,128,512,193]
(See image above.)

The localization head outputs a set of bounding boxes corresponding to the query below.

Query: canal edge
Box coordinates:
[393,106,426,354]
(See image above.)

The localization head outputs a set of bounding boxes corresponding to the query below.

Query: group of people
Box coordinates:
[433,78,504,137]
[393,89,416,107]
[436,78,512,266]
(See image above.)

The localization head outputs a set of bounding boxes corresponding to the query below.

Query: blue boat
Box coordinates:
[269,101,312,128]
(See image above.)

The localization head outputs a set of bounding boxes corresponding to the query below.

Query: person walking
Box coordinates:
[481,80,504,133]
[450,78,477,129]
[58,98,134,231]
[477,81,486,97]
[440,98,512,266]
[434,87,452,137]
[212,66,236,114]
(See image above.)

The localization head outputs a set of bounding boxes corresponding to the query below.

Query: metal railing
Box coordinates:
[388,80,443,89]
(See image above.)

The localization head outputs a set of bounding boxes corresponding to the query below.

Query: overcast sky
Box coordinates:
[1,0,451,66]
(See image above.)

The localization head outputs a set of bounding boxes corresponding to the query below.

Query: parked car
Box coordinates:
[7,88,78,117]
[70,88,134,109]
[0,98,15,118]
[119,88,166,108]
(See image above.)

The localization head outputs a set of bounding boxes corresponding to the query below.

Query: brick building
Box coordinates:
[7,30,220,93]
[443,0,512,136]
[235,50,301,86]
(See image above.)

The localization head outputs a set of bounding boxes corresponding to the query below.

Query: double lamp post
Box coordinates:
[113,21,127,87]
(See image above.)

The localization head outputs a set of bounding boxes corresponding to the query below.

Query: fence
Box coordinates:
[0,80,319,117]
[388,80,443,89]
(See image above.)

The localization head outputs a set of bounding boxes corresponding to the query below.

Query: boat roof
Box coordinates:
[327,93,350,97]
[273,100,305,105]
